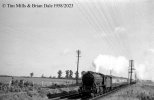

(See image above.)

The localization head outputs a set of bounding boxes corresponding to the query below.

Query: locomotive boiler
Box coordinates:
[79,71,105,96]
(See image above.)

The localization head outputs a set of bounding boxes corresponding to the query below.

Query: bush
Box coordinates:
[0,79,36,93]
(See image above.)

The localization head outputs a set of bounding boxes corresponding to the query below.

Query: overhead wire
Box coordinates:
[74,0,126,57]
[108,0,133,58]
[92,0,126,55]
[73,0,117,55]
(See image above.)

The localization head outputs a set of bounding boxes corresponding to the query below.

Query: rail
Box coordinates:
[50,82,136,100]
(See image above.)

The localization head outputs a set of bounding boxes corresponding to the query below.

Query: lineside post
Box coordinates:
[129,60,135,84]
[76,50,81,85]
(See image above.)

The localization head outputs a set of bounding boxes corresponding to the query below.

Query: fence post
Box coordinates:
[33,81,34,91]
[9,81,11,88]
[42,81,44,87]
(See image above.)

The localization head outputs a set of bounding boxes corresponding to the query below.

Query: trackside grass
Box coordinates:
[98,81,154,100]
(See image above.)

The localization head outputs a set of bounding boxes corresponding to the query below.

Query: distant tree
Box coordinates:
[57,70,62,78]
[65,70,69,79]
[41,74,44,78]
[49,75,52,78]
[52,76,56,79]
[81,71,86,77]
[30,72,34,77]
[69,70,73,78]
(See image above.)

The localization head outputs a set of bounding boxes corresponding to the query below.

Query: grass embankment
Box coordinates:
[100,81,154,100]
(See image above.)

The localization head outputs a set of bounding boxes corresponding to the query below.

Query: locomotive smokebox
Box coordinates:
[82,71,95,86]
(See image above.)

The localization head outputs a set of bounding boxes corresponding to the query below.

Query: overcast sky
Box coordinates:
[0,0,154,80]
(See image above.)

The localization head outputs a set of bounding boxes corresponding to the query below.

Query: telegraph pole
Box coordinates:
[130,60,133,83]
[129,60,135,84]
[135,72,137,82]
[128,66,129,83]
[76,50,81,85]
[110,69,112,76]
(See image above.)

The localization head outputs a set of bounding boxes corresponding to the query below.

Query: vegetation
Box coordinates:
[0,79,36,93]
[69,70,73,78]
[56,69,84,79]
[57,70,62,79]
[30,72,34,77]
[75,71,79,79]
[41,74,44,78]
[65,70,69,79]
[0,78,80,93]
[0,78,79,100]
[101,81,154,100]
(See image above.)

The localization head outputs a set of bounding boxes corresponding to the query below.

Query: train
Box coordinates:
[78,71,131,97]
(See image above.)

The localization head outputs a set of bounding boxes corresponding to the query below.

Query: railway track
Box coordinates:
[89,84,133,100]
[1,83,134,100]
[50,83,135,100]
[50,93,81,100]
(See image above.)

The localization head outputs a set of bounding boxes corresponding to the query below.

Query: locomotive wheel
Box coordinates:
[90,93,96,97]
[91,93,94,98]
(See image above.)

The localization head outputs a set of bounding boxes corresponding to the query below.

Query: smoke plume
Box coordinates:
[93,55,128,77]
[93,54,153,81]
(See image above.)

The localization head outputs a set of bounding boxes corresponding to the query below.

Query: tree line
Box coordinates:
[29,70,86,79]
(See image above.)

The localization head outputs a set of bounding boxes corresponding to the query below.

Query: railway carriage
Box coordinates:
[104,75,112,92]
[112,76,128,88]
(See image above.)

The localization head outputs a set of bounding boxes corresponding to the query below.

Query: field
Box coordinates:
[1,76,154,100]
[98,81,154,100]
[0,76,80,100]
[0,76,78,86]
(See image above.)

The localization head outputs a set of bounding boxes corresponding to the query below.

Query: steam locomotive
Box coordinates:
[78,71,129,97]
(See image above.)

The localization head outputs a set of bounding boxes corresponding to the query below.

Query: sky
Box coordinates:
[0,0,154,80]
